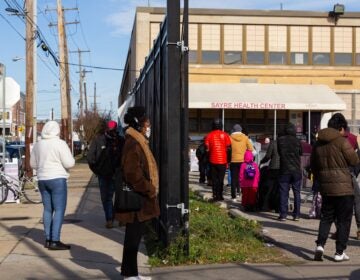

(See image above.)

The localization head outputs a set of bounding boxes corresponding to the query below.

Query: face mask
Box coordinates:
[145,127,151,138]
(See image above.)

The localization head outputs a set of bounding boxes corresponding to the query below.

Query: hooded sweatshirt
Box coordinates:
[310,127,359,196]
[30,121,75,180]
[230,132,253,163]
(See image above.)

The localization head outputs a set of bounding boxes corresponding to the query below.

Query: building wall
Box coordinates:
[119,7,360,133]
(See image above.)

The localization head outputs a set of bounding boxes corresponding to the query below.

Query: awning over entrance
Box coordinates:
[189,83,346,111]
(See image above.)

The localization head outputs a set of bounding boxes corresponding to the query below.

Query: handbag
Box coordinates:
[114,182,143,213]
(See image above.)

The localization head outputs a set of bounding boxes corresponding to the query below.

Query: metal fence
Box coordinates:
[129,0,189,248]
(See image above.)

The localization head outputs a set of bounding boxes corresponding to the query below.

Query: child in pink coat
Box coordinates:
[239,150,260,211]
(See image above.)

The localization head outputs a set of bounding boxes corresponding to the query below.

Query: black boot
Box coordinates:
[44,239,51,248]
[48,241,71,250]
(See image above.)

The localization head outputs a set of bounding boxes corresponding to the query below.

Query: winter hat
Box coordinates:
[233,124,242,132]
[107,120,117,130]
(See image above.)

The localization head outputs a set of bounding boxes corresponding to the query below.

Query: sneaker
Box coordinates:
[277,216,286,221]
[293,217,300,221]
[48,241,71,250]
[124,277,139,280]
[138,276,152,280]
[314,245,324,261]
[232,198,237,202]
[334,252,350,262]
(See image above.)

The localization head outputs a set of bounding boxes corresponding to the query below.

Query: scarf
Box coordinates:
[126,127,159,194]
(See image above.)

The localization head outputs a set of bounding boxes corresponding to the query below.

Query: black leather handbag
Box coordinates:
[114,182,143,213]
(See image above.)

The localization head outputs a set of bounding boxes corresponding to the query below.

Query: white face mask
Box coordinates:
[145,127,151,138]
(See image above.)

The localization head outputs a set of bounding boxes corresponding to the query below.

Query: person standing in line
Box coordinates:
[87,120,124,228]
[229,124,253,201]
[30,121,75,250]
[116,106,159,280]
[311,113,359,262]
[196,137,208,184]
[239,150,260,211]
[259,137,281,212]
[205,119,231,201]
[277,123,303,221]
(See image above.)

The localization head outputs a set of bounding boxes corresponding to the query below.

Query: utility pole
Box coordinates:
[57,0,70,146]
[70,49,90,118]
[83,82,88,112]
[93,82,97,112]
[25,0,35,176]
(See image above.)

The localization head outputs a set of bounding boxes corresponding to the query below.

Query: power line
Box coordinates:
[0,12,25,39]
[59,61,138,72]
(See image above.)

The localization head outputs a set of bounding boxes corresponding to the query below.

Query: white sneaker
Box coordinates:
[334,252,350,262]
[138,276,152,280]
[314,245,324,261]
[232,198,237,202]
[124,277,140,280]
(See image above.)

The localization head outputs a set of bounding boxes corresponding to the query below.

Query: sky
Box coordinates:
[1,0,360,121]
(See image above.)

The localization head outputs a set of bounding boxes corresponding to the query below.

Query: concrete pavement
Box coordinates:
[0,161,150,279]
[1,165,360,279]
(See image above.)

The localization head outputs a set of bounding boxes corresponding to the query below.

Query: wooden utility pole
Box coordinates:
[25,0,35,176]
[93,82,97,112]
[84,82,88,112]
[70,49,91,118]
[57,0,70,146]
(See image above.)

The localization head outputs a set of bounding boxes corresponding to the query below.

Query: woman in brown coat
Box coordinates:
[116,106,159,280]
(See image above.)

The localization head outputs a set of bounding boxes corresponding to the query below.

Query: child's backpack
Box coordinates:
[245,162,256,179]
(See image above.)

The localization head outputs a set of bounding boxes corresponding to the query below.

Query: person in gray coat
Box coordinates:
[311,114,360,262]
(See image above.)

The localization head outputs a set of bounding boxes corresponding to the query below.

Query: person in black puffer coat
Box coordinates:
[277,123,302,221]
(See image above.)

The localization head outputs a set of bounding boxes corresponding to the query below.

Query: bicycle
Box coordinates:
[0,172,42,204]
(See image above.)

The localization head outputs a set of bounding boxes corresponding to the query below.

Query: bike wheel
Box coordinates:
[23,176,42,204]
[0,182,9,204]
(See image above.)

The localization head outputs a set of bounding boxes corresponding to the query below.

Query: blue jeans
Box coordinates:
[98,176,115,221]
[39,178,67,241]
[278,172,302,218]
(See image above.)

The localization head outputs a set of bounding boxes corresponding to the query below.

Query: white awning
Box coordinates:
[189,83,346,111]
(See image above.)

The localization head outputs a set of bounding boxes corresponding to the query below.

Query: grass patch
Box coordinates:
[145,191,286,266]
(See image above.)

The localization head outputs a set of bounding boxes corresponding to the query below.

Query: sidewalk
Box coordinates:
[0,161,150,279]
[1,166,360,279]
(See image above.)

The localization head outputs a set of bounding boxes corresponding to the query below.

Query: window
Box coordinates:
[334,27,352,65]
[224,25,242,64]
[201,24,220,64]
[189,24,198,63]
[312,27,331,65]
[246,25,265,64]
[356,28,360,65]
[269,26,287,64]
[290,26,309,65]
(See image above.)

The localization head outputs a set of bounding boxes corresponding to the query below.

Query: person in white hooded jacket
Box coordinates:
[30,121,75,250]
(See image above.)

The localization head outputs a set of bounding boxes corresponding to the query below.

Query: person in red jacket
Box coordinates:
[205,119,231,201]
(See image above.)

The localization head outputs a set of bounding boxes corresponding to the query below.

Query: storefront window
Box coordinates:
[356,28,360,65]
[189,24,198,64]
[334,27,352,66]
[189,50,198,63]
[202,51,220,64]
[334,53,352,65]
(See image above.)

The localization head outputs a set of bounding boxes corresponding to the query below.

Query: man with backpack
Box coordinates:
[87,120,124,228]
